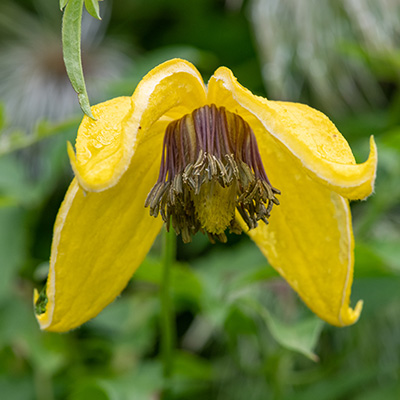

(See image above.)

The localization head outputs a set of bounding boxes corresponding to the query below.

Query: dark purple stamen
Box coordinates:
[145,104,280,243]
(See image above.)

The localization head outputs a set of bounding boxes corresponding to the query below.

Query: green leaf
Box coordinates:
[264,312,323,362]
[69,382,112,400]
[62,0,95,119]
[244,300,323,361]
[84,0,102,20]
[60,0,69,10]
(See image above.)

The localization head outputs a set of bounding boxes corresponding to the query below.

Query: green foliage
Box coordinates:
[1,0,400,399]
[244,299,323,362]
[84,0,102,20]
[0,114,80,156]
[60,0,69,10]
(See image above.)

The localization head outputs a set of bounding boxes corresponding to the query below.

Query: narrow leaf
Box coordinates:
[263,312,323,362]
[84,0,102,20]
[60,0,69,10]
[244,299,323,361]
[62,0,95,119]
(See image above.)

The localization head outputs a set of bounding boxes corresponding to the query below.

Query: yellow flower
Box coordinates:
[34,59,377,332]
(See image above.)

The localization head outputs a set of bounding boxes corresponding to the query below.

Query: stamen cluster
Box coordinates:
[145,104,280,243]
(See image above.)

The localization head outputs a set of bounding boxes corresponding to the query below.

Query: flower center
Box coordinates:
[145,104,280,243]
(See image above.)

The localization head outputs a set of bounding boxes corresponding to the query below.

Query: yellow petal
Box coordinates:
[243,125,361,326]
[208,66,365,325]
[72,59,207,192]
[208,67,377,200]
[36,125,165,332]
[69,96,132,192]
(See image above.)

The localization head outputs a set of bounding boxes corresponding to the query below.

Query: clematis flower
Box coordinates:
[34,59,377,332]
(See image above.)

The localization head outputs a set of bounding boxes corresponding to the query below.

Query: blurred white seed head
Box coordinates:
[0,1,130,131]
[251,0,400,114]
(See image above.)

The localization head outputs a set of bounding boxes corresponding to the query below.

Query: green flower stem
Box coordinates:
[161,227,176,396]
[0,117,80,156]
[62,0,95,119]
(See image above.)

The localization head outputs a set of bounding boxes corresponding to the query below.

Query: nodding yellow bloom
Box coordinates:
[34,59,377,332]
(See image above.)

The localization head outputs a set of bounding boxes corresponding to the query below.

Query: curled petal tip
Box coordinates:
[342,135,377,201]
[339,299,363,327]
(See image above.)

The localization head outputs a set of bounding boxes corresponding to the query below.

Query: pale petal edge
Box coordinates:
[34,179,80,331]
[71,59,207,192]
[336,196,363,327]
[209,67,378,201]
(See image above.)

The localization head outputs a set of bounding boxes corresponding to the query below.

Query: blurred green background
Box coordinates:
[1,0,400,399]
